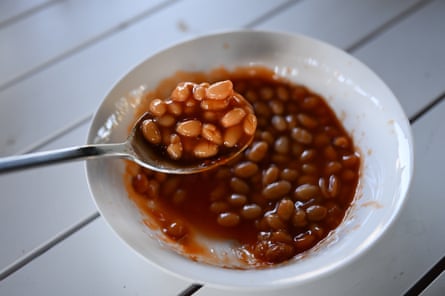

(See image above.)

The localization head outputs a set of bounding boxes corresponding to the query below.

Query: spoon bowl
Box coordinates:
[0,111,253,174]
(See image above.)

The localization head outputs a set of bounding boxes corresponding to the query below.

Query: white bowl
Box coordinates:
[86,30,413,290]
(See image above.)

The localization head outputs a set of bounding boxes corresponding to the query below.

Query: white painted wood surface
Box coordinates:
[0,0,443,295]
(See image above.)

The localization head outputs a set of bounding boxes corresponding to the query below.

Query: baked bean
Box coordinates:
[310,224,325,238]
[164,221,187,240]
[230,177,250,194]
[193,140,218,158]
[277,199,295,220]
[306,205,328,222]
[294,184,320,201]
[265,213,286,230]
[262,165,280,186]
[342,154,360,168]
[171,82,192,102]
[325,161,342,175]
[285,114,298,129]
[132,173,149,194]
[314,133,330,147]
[243,113,257,136]
[201,123,223,145]
[271,115,287,132]
[260,131,274,145]
[161,176,181,197]
[203,110,218,122]
[234,161,259,178]
[291,127,313,144]
[270,230,293,243]
[217,212,240,227]
[167,101,183,115]
[292,86,308,101]
[300,149,316,162]
[200,98,230,110]
[221,107,247,128]
[158,114,176,127]
[253,101,271,118]
[241,204,262,220]
[185,97,198,107]
[141,119,161,144]
[245,89,258,102]
[274,136,290,154]
[269,100,284,115]
[223,125,243,147]
[262,180,292,200]
[291,209,308,227]
[192,83,207,101]
[206,80,233,100]
[302,163,318,175]
[297,113,318,129]
[176,120,202,137]
[291,142,304,157]
[167,141,183,160]
[260,86,274,100]
[210,201,229,213]
[333,136,349,148]
[328,174,341,197]
[148,98,167,116]
[320,174,341,198]
[301,96,320,110]
[324,203,343,227]
[324,145,339,161]
[145,179,160,197]
[227,194,247,207]
[276,86,289,101]
[278,169,297,182]
[294,233,316,250]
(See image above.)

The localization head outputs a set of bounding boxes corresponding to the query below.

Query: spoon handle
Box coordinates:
[0,143,128,174]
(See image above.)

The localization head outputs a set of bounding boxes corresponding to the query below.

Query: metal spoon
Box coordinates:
[0,113,253,175]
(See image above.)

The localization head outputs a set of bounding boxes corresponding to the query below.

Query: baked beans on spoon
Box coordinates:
[0,80,257,174]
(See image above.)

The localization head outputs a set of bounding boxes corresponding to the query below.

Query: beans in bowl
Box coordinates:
[125,66,360,267]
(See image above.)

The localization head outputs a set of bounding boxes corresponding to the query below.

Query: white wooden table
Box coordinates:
[1,0,444,295]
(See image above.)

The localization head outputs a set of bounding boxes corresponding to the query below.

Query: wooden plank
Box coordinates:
[0,0,54,26]
[256,0,445,120]
[352,0,445,119]
[0,121,96,269]
[0,0,288,156]
[254,0,421,49]
[0,218,192,296]
[0,0,169,88]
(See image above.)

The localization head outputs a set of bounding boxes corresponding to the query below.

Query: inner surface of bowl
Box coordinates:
[86,30,413,289]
